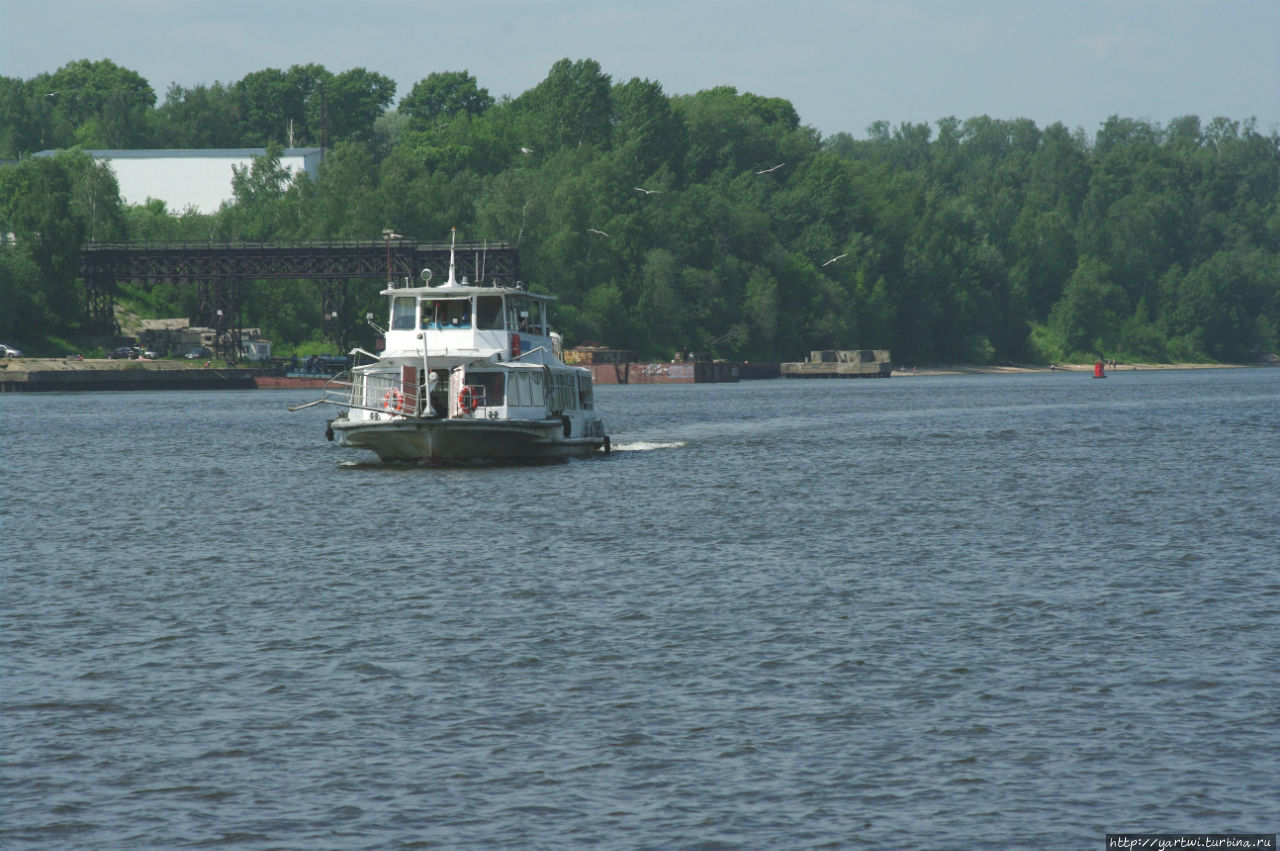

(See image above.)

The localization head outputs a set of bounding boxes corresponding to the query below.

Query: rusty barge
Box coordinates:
[564,346,750,384]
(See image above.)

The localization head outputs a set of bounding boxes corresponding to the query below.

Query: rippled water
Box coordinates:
[3,369,1278,848]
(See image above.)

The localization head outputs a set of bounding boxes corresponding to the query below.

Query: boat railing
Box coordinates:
[511,346,549,362]
[320,370,355,406]
[327,369,429,417]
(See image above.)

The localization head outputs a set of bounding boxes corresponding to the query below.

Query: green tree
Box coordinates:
[0,76,44,156]
[611,77,686,178]
[223,144,299,239]
[40,60,156,148]
[1047,256,1128,356]
[153,82,242,148]
[519,59,613,152]
[313,67,397,144]
[1160,250,1278,361]
[236,64,328,146]
[0,152,91,328]
[399,71,493,127]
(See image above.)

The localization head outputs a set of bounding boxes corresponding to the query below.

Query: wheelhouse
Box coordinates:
[383,283,554,365]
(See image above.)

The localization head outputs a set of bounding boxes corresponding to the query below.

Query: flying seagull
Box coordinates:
[822,253,848,267]
[634,187,661,195]
[587,228,610,238]
[755,163,785,175]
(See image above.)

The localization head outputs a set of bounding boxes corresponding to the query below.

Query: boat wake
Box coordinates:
[611,440,687,452]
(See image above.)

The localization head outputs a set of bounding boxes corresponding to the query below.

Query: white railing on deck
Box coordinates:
[325,369,423,417]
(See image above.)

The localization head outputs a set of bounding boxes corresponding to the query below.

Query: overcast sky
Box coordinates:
[4,0,1278,139]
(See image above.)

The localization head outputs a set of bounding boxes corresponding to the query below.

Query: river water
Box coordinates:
[2,368,1278,848]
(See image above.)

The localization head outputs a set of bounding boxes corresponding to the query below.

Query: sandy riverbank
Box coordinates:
[0,357,232,372]
[891,360,1276,376]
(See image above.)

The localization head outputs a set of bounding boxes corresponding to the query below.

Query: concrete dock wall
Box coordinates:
[0,360,260,392]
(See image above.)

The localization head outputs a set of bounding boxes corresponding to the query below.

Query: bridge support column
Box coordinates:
[198,278,241,360]
[321,279,350,353]
[81,256,119,336]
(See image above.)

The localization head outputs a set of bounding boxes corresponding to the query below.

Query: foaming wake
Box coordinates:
[612,440,687,452]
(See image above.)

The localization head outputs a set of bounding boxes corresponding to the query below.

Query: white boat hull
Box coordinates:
[332,415,607,463]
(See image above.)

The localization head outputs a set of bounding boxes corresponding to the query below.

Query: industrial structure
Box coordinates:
[81,239,520,357]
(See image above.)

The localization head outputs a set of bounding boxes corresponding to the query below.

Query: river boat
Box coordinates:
[293,231,609,463]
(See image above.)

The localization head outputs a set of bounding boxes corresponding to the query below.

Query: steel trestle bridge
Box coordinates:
[80,239,520,354]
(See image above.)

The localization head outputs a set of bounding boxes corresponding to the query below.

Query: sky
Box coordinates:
[3,0,1278,140]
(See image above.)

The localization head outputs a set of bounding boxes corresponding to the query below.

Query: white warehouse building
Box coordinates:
[34,148,324,214]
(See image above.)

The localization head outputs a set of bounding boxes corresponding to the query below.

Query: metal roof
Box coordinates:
[32,148,323,159]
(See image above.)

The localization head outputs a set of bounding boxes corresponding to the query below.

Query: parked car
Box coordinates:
[0,343,22,357]
[140,348,158,359]
[184,347,212,359]
[107,346,139,359]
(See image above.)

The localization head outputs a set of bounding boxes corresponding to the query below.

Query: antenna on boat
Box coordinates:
[446,226,458,286]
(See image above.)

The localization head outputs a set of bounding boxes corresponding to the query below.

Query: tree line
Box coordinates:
[2,57,1278,363]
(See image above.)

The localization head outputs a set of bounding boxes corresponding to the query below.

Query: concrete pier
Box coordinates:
[781,349,892,378]
[0,359,260,392]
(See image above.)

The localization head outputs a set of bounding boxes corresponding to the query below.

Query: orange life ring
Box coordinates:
[383,388,405,413]
[458,386,477,414]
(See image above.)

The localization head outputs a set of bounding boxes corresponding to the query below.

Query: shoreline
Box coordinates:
[1,357,1275,393]
[891,361,1275,376]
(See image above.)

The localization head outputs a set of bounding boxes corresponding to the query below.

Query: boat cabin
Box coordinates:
[383,281,553,365]
[351,360,594,421]
[344,277,594,423]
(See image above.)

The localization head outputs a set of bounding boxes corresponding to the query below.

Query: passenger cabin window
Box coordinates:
[391,297,416,330]
[476,296,503,330]
[466,371,505,406]
[547,371,578,411]
[529,370,545,407]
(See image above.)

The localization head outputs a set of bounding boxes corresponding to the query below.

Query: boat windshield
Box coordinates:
[421,298,471,329]
[391,296,415,330]
[507,296,544,334]
[476,296,503,330]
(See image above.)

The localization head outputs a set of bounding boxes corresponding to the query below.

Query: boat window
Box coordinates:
[467,371,505,406]
[529,371,545,407]
[547,370,577,411]
[507,296,543,334]
[476,296,503,330]
[578,373,594,410]
[391,297,416,330]
[420,300,437,329]
[440,299,471,328]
